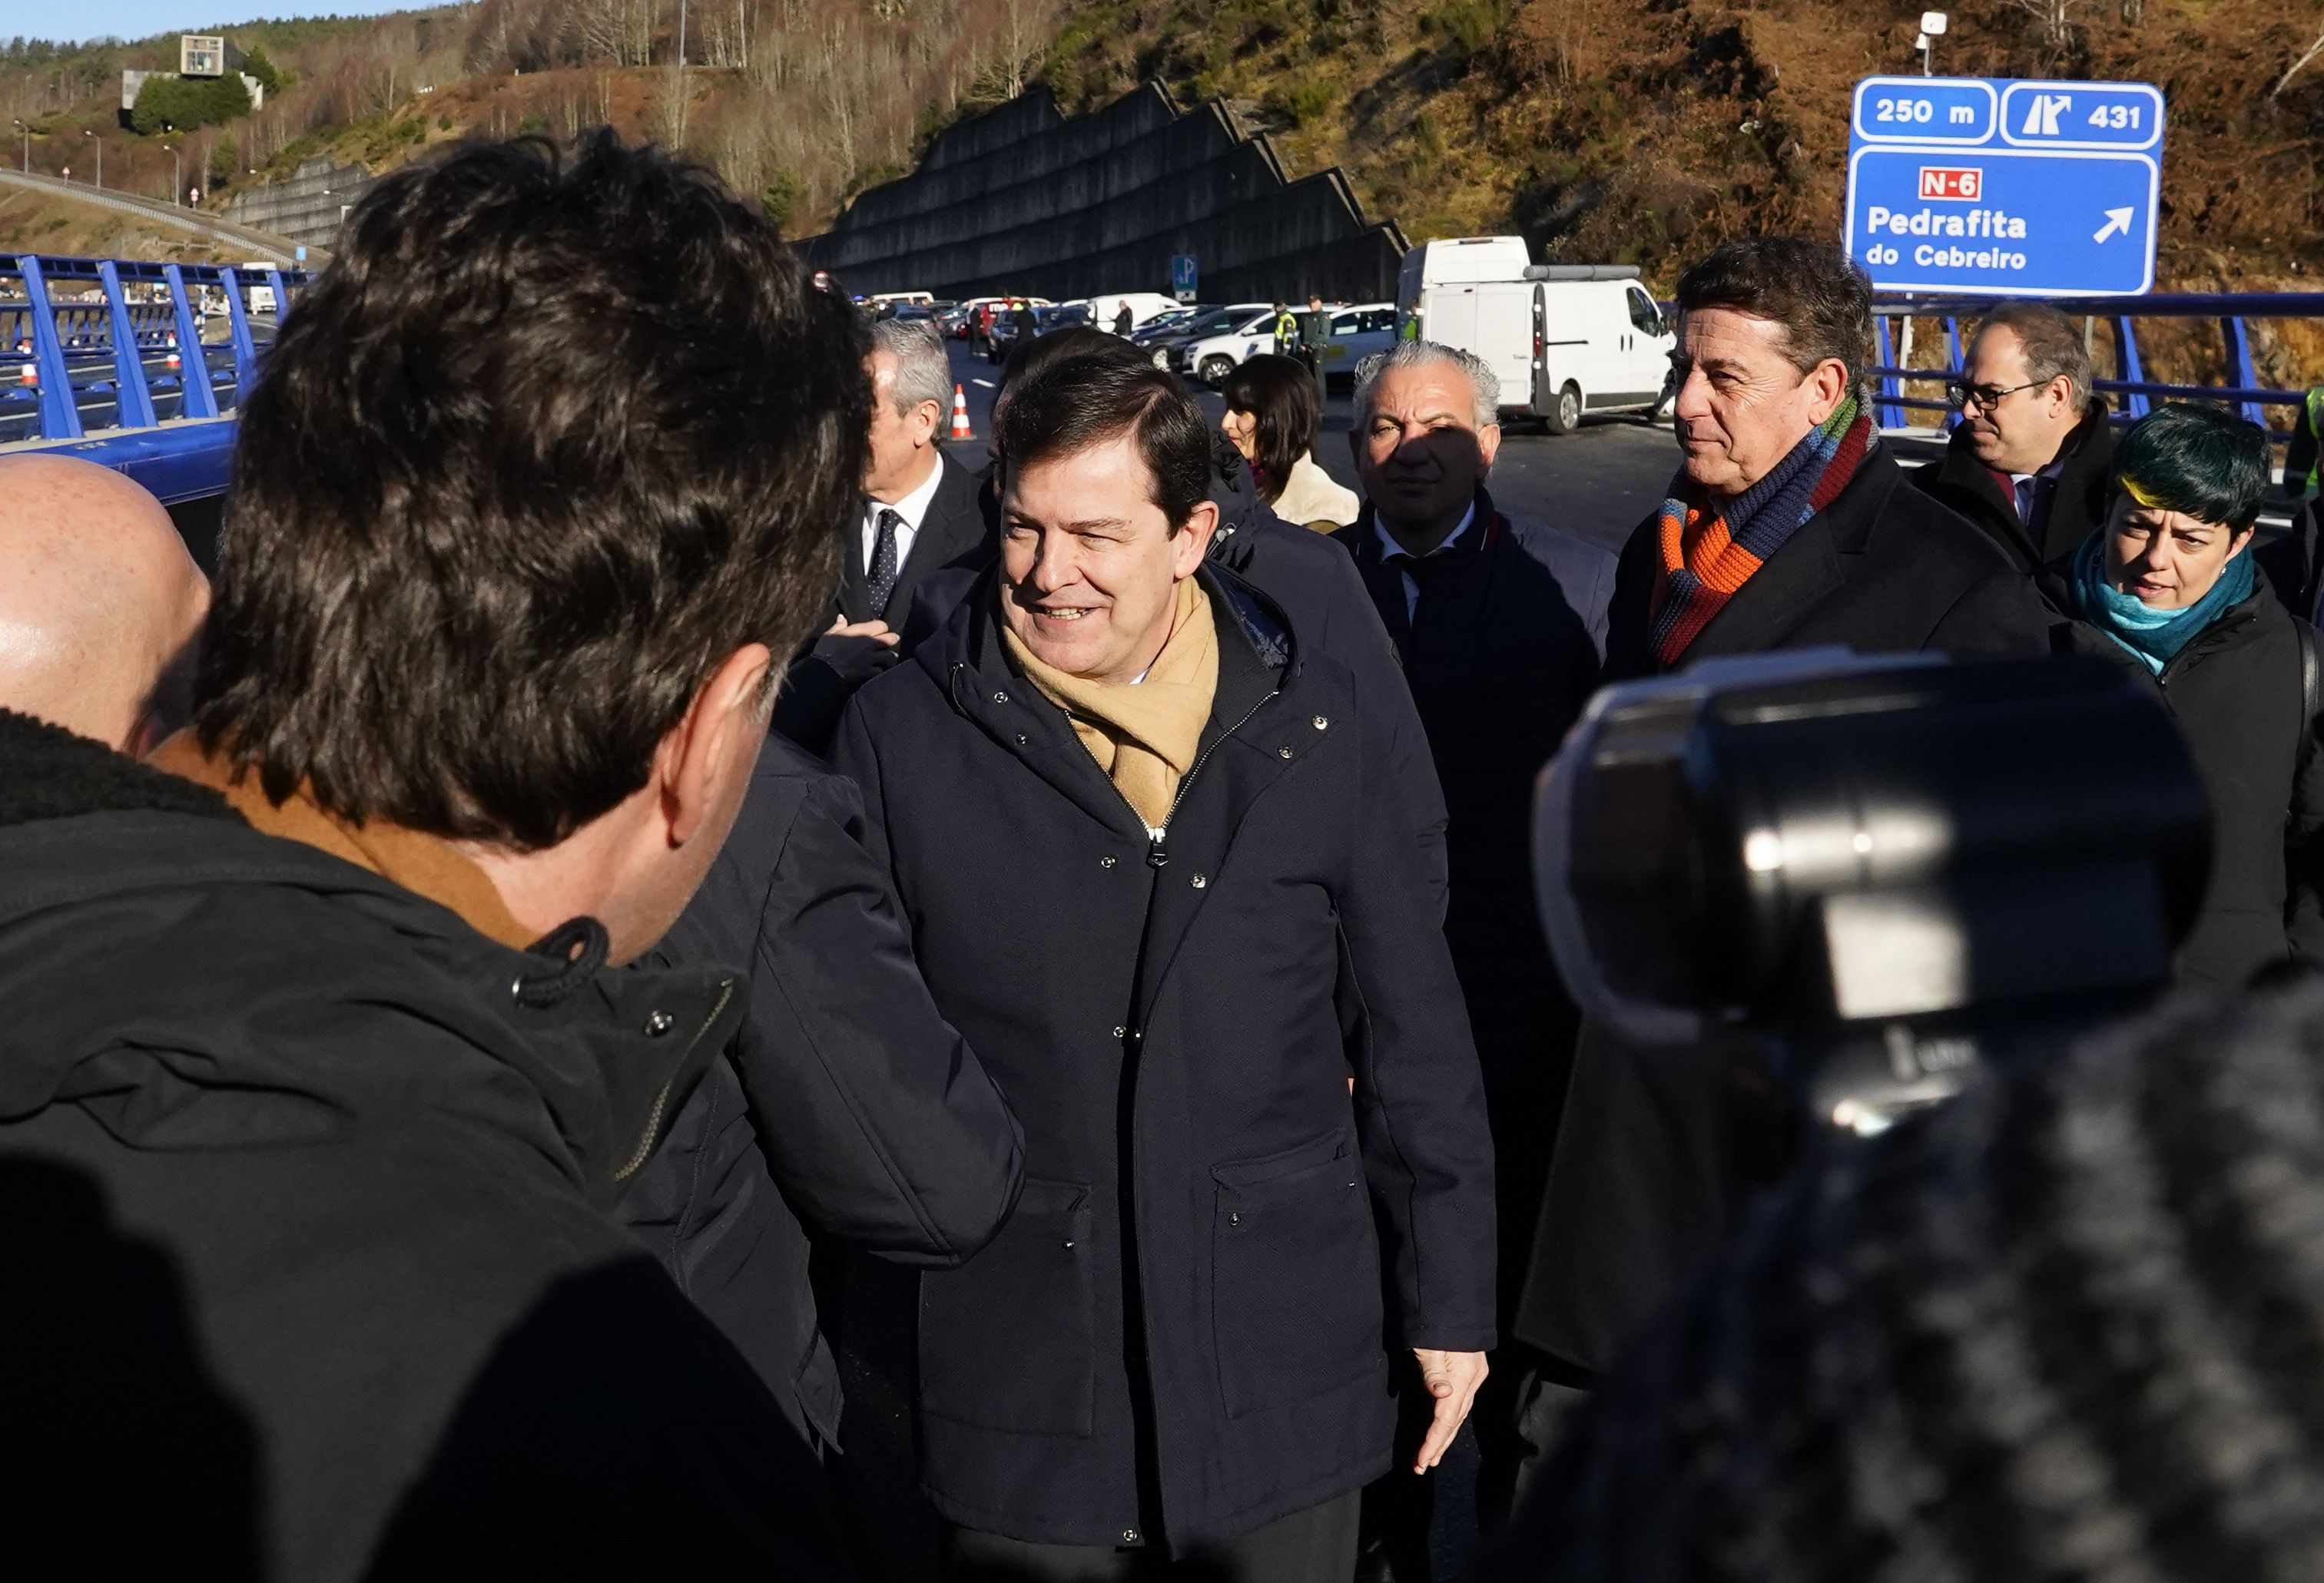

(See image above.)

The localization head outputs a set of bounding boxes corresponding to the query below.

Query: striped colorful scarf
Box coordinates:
[1648,396,1872,666]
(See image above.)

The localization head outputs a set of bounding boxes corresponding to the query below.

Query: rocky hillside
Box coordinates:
[1039,0,2324,383]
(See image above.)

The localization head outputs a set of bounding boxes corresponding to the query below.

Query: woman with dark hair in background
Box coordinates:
[1222,353,1360,531]
[2062,402,2324,988]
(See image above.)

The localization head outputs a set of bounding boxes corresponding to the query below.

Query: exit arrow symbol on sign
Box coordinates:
[2093,207,2135,243]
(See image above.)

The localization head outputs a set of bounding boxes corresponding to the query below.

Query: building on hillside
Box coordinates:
[798,81,1407,305]
[122,35,267,125]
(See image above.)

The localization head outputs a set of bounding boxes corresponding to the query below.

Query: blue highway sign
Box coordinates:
[1845,77,2163,297]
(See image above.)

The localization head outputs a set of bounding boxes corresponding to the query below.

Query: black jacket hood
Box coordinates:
[0,710,738,1206]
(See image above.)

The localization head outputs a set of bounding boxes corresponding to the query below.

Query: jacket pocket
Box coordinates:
[1211,1131,1384,1419]
[918,1177,1096,1436]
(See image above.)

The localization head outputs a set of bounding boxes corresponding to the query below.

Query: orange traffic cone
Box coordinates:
[18,363,35,387]
[950,384,973,441]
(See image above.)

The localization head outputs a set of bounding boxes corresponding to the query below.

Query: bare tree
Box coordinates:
[2274,12,2324,98]
[2013,0,2087,51]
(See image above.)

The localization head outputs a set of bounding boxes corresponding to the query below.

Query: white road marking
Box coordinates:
[972,378,996,389]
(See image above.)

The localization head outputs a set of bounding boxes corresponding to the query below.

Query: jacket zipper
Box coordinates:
[612,974,737,1183]
[1144,687,1280,869]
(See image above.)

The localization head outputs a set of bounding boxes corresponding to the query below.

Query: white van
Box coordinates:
[1397,239,1673,434]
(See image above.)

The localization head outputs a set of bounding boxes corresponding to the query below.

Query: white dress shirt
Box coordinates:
[862,453,946,576]
[1373,503,1478,621]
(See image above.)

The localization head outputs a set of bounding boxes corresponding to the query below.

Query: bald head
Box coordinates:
[0,455,208,754]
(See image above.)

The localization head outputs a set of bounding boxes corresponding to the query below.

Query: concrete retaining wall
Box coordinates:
[800,83,1405,304]
[224,157,373,253]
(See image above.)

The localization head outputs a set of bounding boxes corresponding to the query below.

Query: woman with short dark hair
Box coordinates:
[2066,402,2324,985]
[1220,353,1359,530]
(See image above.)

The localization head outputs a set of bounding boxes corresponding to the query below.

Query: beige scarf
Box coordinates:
[1003,576,1218,831]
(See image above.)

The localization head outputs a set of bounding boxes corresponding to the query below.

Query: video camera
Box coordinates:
[1533,651,2209,1135]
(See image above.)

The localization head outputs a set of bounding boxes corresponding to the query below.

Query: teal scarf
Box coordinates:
[2070,529,2256,674]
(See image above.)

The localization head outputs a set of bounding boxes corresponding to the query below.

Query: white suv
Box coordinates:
[1168,305,1281,385]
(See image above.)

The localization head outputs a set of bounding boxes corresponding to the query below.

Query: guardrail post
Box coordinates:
[2221,316,2265,427]
[2110,317,2150,420]
[95,260,157,429]
[1872,315,1905,429]
[17,255,84,440]
[1943,317,1965,431]
[162,263,220,421]
[219,267,259,409]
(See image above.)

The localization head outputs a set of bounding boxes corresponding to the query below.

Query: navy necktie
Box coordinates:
[867,507,903,621]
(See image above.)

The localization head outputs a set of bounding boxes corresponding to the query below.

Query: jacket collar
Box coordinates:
[919,558,1298,834]
[1676,442,1900,657]
[0,711,738,1207]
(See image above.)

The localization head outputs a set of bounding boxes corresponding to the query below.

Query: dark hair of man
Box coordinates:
[1500,976,2324,1581]
[1675,237,1874,395]
[195,131,867,850]
[996,355,1213,535]
[1977,300,2096,409]
[2114,402,2272,533]
[1219,353,1321,507]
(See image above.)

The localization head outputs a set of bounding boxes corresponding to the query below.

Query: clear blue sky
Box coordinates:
[18,2,427,45]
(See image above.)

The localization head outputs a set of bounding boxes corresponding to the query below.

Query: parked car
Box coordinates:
[1158,303,1277,383]
[985,301,1086,362]
[1397,238,1673,433]
[1132,305,1205,349]
[1313,302,1397,387]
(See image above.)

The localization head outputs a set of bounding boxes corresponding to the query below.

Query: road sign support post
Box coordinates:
[2109,318,2150,419]
[96,259,157,429]
[17,255,84,440]
[1872,316,1907,429]
[2220,316,2264,427]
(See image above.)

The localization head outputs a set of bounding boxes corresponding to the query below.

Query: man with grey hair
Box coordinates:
[1914,299,2115,581]
[774,315,993,751]
[1333,337,1615,1572]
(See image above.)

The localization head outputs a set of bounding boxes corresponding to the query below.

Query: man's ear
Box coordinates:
[1476,422,1503,472]
[1173,500,1221,575]
[1804,359,1851,426]
[913,398,943,448]
[657,644,774,846]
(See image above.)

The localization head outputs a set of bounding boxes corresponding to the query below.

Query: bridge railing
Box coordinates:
[2,254,312,504]
[1865,292,2323,437]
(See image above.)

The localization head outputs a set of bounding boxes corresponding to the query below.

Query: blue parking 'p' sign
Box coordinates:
[1845,76,2163,297]
[1169,253,1198,303]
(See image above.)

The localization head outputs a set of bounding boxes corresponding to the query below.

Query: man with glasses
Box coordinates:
[1914,301,2114,590]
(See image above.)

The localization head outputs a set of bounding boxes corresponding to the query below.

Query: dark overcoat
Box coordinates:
[831,565,1497,1552]
[1333,487,1613,1324]
[776,449,995,754]
[1910,402,2115,580]
[0,711,847,1580]
[2066,578,2324,988]
[620,731,1024,1448]
[1518,442,2057,1376]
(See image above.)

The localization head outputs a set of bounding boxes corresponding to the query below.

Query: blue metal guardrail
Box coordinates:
[1,255,310,504]
[1865,292,2322,437]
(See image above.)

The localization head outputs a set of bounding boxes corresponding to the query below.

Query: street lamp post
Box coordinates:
[678,0,688,67]
[82,128,101,189]
[10,119,25,173]
[163,145,180,206]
